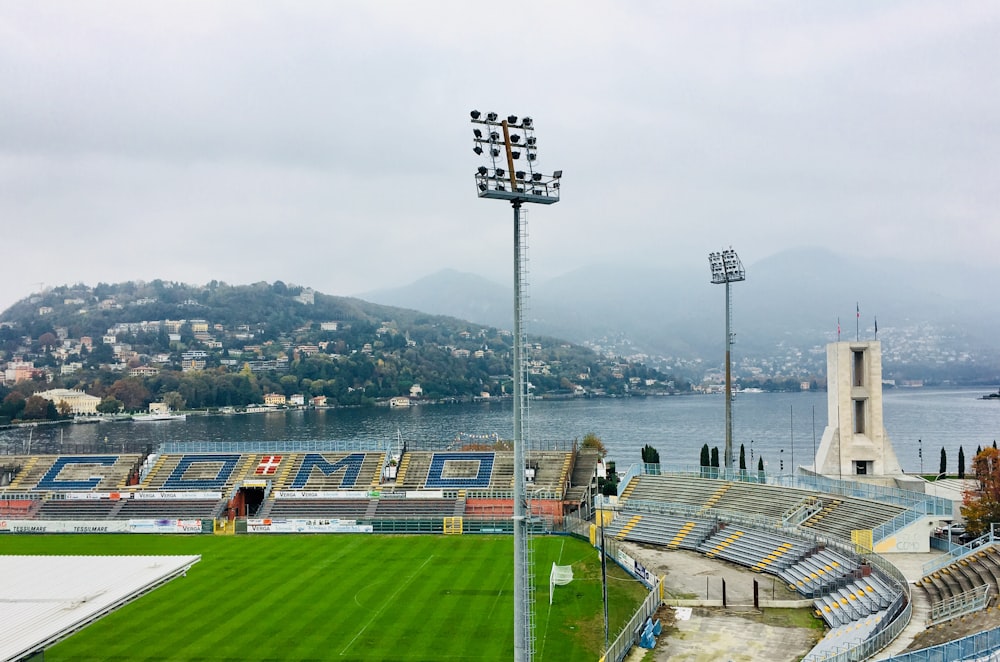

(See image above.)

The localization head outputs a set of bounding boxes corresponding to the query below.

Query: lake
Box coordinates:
[2,388,998,475]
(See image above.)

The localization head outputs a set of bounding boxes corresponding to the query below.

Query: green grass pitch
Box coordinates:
[3,534,649,661]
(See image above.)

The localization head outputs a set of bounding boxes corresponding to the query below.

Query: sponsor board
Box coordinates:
[64,492,131,500]
[247,518,373,534]
[133,491,221,500]
[406,490,444,500]
[0,519,129,534]
[273,490,370,500]
[127,519,204,533]
[617,548,655,588]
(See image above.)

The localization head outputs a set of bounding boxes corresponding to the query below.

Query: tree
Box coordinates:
[739,443,746,471]
[57,400,73,417]
[162,391,186,411]
[581,432,607,457]
[108,378,152,412]
[96,397,124,414]
[962,448,1000,536]
[940,447,947,478]
[22,395,56,420]
[757,456,764,472]
[0,391,26,420]
[700,444,710,468]
[958,446,966,479]
[641,444,660,464]
[710,447,719,469]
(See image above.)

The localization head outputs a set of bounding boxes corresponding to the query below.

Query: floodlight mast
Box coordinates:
[471,110,561,662]
[708,248,746,471]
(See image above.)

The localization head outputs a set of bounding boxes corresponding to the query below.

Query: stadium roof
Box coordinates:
[0,554,200,662]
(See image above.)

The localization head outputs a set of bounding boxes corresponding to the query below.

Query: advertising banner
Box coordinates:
[0,519,130,533]
[273,490,369,500]
[127,519,204,533]
[133,491,221,500]
[247,518,373,534]
[64,492,131,501]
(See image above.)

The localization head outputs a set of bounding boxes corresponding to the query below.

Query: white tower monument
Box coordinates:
[814,341,903,480]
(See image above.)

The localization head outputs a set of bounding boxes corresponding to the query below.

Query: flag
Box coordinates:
[874,316,878,335]
[837,317,841,339]
[856,302,860,319]
[255,455,283,475]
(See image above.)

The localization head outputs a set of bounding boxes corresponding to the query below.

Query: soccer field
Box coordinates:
[3,534,648,661]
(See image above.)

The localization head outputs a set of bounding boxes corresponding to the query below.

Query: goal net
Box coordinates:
[549,562,574,604]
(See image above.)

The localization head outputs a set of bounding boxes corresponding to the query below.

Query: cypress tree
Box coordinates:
[710,446,720,468]
[939,447,947,478]
[739,443,747,471]
[757,456,764,472]
[700,444,710,467]
[958,446,966,479]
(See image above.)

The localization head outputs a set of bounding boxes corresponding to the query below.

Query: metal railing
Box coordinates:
[922,533,997,576]
[928,584,990,626]
[637,464,952,515]
[881,625,1000,662]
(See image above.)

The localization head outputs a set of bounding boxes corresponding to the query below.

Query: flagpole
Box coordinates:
[837,317,841,342]
[856,303,860,342]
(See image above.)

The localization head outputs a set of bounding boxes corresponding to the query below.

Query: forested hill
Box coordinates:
[0,280,681,415]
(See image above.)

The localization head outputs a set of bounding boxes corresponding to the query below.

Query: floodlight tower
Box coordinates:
[708,248,746,470]
[470,109,561,662]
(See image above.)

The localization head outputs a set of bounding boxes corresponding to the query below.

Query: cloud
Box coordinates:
[1,2,998,314]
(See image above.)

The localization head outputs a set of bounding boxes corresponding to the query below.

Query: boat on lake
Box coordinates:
[981,389,1000,400]
[131,412,187,422]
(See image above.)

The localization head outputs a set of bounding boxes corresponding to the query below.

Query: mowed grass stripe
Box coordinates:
[3,534,647,661]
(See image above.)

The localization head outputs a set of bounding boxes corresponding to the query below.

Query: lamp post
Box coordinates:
[471,109,561,662]
[919,438,923,475]
[708,248,746,470]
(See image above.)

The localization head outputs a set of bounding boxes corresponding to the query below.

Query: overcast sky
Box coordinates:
[2,2,998,314]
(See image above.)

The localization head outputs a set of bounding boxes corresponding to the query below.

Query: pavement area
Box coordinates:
[619,543,951,662]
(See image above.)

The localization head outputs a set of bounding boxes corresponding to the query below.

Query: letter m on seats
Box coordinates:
[290,453,365,489]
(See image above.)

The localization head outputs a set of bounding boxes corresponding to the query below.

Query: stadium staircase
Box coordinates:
[231,453,259,485]
[6,456,43,490]
[139,454,174,489]
[394,453,411,487]
[270,454,301,491]
[699,482,732,513]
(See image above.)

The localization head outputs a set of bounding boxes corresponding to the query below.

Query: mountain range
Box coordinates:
[360,247,1000,376]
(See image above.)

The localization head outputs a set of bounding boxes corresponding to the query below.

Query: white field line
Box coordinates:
[339,554,434,656]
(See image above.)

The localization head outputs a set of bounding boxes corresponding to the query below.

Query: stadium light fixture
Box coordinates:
[708,248,746,472]
[470,109,562,662]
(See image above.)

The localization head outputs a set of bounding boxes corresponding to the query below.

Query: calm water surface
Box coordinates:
[2,388,999,475]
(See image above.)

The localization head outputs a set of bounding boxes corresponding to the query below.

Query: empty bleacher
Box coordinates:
[9,454,141,491]
[621,474,907,542]
[116,498,221,519]
[266,498,371,520]
[36,498,119,520]
[373,498,457,519]
[916,544,1000,608]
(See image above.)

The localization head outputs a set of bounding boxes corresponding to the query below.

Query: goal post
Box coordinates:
[549,562,574,604]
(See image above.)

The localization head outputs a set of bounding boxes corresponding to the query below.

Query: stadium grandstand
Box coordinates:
[5,442,1000,661]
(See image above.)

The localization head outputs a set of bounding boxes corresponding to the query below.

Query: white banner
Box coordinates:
[247,518,373,534]
[273,490,371,500]
[406,490,444,500]
[0,519,129,533]
[133,491,220,500]
[63,492,131,500]
[127,519,204,533]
